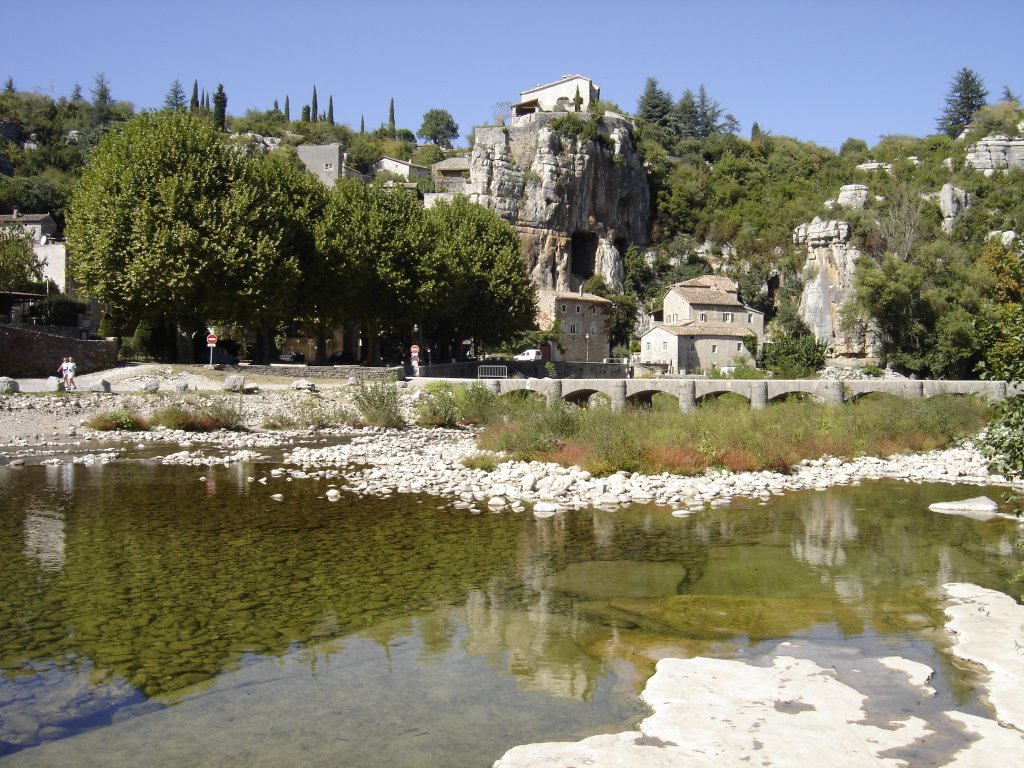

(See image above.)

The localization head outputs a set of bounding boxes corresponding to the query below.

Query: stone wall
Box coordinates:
[226,364,406,381]
[0,324,118,377]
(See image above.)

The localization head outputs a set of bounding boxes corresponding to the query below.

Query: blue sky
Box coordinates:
[4,0,1021,151]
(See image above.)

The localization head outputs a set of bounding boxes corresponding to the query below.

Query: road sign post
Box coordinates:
[207,333,218,367]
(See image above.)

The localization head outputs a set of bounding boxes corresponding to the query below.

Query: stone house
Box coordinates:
[295,143,368,186]
[372,156,430,181]
[431,155,471,194]
[0,210,68,292]
[536,288,612,362]
[513,75,600,116]
[639,275,764,373]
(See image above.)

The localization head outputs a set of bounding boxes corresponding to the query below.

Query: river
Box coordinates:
[0,455,1021,766]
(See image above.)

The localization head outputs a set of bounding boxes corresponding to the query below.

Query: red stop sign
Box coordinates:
[410,344,420,355]
[206,333,218,346]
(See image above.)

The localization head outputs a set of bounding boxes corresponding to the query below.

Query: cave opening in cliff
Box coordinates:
[570,231,598,283]
[614,237,629,257]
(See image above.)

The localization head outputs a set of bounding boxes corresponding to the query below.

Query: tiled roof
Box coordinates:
[0,213,53,224]
[645,321,757,338]
[431,156,470,171]
[668,286,745,308]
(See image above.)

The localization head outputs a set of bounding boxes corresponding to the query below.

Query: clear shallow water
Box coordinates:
[0,458,1021,766]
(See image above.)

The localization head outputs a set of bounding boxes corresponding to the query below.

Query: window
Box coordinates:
[560,303,567,313]
[690,342,696,351]
[723,312,733,323]
[324,163,334,171]
[736,342,742,351]
[575,305,581,313]
[747,313,754,324]
[711,344,718,354]
[569,323,578,334]
[662,340,668,350]
[699,312,707,322]
[591,306,597,314]
[645,341,650,351]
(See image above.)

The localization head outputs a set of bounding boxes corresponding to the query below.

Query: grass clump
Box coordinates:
[88,408,149,431]
[353,379,405,429]
[262,399,354,430]
[476,392,990,476]
[149,403,244,432]
[415,382,498,427]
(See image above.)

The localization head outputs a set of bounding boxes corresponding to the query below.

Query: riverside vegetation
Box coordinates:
[88,382,991,479]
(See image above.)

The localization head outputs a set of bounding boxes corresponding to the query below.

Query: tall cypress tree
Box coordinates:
[327,95,334,124]
[284,95,290,122]
[273,99,279,113]
[311,86,318,123]
[388,98,395,137]
[190,80,199,111]
[212,84,226,130]
[301,104,311,122]
[360,114,365,135]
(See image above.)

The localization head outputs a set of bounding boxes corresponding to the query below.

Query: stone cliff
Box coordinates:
[467,112,649,291]
[795,217,880,359]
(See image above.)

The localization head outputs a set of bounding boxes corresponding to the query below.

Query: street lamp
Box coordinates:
[585,333,590,362]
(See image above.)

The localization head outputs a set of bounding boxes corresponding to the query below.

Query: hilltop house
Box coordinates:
[536,288,612,362]
[513,75,600,116]
[295,143,368,186]
[639,275,764,373]
[372,156,430,181]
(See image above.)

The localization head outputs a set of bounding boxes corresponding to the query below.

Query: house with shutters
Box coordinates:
[535,288,612,362]
[639,275,764,373]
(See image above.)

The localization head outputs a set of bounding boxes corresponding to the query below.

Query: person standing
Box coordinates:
[65,356,77,391]
[58,357,69,389]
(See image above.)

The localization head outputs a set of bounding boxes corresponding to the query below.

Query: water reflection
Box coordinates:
[0,463,1021,764]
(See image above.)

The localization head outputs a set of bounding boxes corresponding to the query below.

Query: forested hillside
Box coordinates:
[2,71,1023,379]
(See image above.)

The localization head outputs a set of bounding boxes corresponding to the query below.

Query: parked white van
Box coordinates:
[514,349,543,361]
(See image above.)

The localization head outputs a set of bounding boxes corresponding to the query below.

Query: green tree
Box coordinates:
[0,227,42,290]
[189,80,199,111]
[326,95,334,124]
[937,67,988,138]
[301,104,311,123]
[284,95,290,122]
[417,108,459,148]
[3,77,14,94]
[636,77,674,130]
[420,196,536,356]
[311,85,318,123]
[164,79,186,110]
[89,72,113,127]
[387,98,395,137]
[212,84,227,130]
[66,110,314,362]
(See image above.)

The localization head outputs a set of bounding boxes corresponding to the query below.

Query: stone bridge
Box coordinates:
[473,378,1009,411]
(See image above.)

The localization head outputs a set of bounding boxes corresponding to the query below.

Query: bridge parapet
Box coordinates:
[487,377,1009,410]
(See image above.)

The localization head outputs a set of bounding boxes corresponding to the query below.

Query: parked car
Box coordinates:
[514,349,543,361]
[278,350,304,363]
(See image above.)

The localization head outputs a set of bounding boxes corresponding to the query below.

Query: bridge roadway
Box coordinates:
[466,377,1010,411]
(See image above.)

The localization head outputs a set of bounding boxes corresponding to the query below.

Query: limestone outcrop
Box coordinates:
[467,112,649,291]
[937,183,970,233]
[794,218,879,358]
[965,133,1024,175]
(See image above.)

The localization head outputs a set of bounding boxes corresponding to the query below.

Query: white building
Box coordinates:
[513,75,601,116]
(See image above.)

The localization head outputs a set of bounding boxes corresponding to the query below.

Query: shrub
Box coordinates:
[262,399,354,430]
[416,383,460,428]
[88,408,148,431]
[354,379,405,429]
[149,403,244,432]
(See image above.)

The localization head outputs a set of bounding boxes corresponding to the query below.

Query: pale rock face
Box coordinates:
[468,112,649,291]
[836,184,869,209]
[965,134,1024,173]
[795,218,880,358]
[938,183,971,234]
